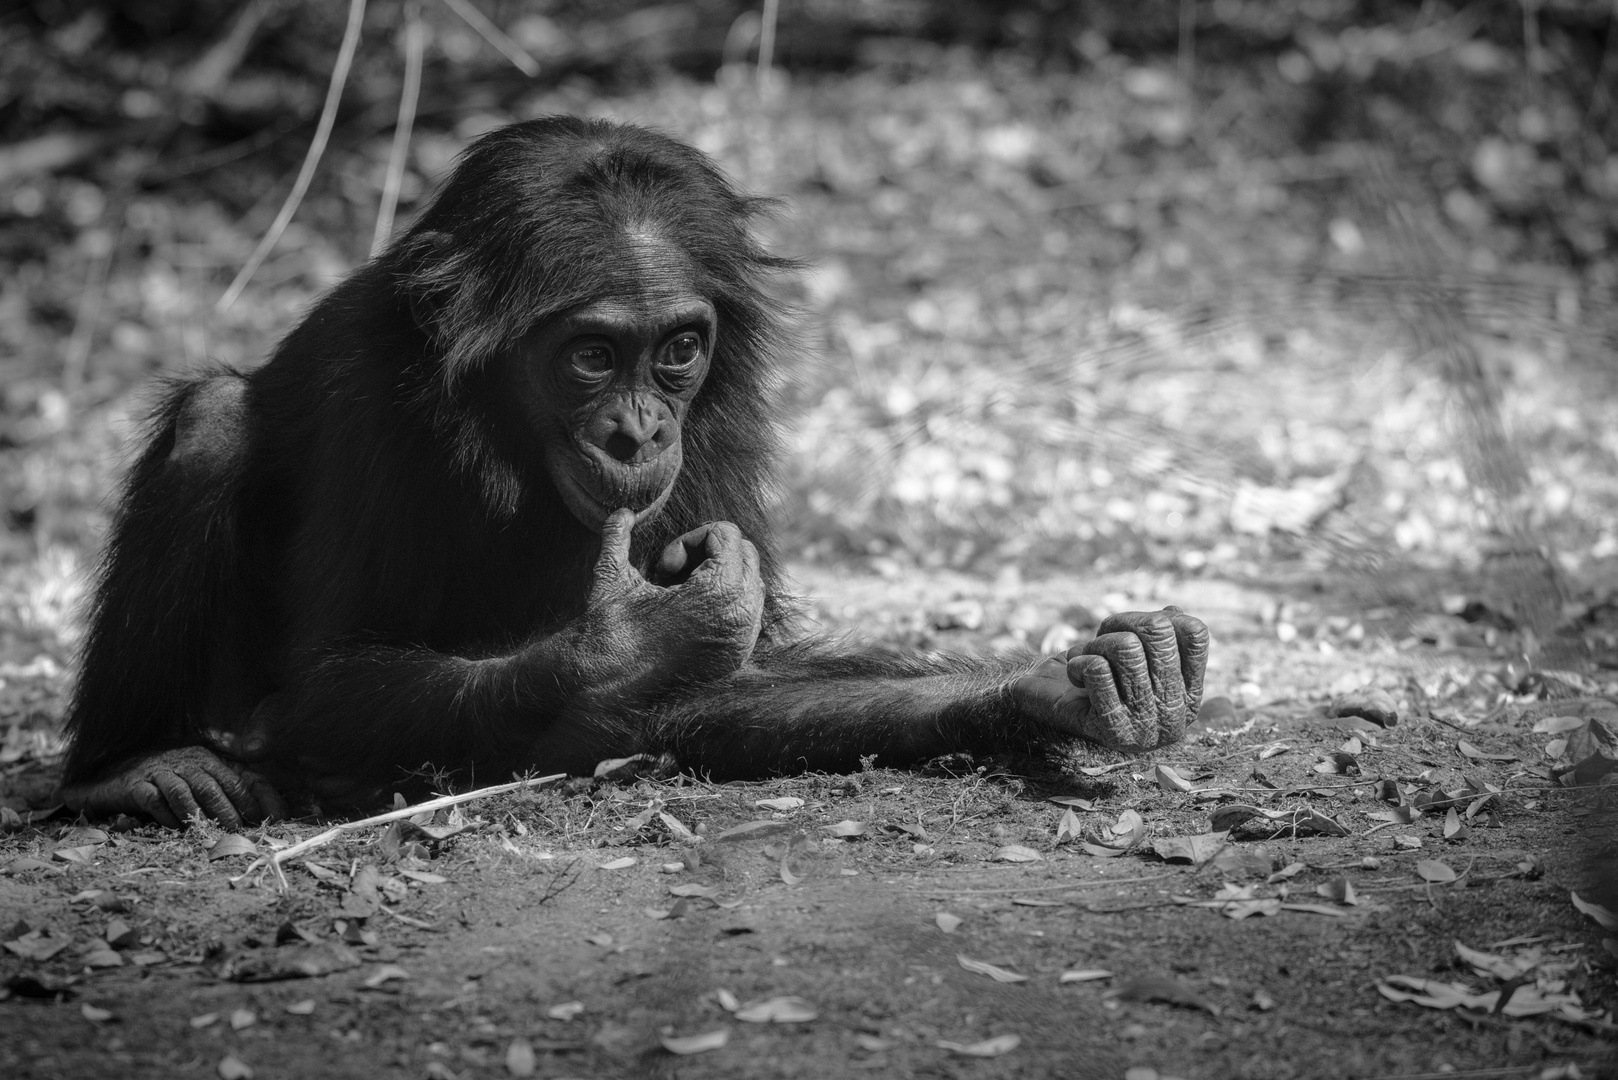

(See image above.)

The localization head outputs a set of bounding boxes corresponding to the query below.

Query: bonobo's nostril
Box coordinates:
[604,431,642,462]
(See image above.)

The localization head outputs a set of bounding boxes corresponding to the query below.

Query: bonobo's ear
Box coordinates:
[398,229,454,337]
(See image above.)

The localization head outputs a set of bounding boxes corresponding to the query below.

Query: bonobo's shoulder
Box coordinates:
[167,373,249,474]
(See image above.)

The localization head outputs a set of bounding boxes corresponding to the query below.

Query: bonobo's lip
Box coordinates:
[554,468,675,532]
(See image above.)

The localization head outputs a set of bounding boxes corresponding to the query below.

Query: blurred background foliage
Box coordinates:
[0,0,1615,666]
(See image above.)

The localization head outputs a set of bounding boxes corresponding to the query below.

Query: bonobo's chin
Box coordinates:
[554,472,676,532]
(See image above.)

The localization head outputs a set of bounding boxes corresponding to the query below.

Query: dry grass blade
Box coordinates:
[217,0,367,312]
[239,773,566,890]
[372,0,426,256]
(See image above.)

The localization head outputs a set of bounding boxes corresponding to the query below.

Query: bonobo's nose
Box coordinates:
[592,395,670,464]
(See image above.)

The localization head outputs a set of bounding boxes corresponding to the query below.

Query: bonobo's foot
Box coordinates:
[58,746,288,829]
[1011,607,1210,752]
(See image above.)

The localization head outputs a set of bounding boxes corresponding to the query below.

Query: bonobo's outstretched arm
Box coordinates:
[652,609,1209,779]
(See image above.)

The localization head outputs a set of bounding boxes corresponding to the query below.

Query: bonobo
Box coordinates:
[59,117,1209,827]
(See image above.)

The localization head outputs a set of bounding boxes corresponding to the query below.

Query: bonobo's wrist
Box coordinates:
[938,669,1043,756]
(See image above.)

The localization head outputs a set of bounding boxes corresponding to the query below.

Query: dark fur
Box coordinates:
[63,118,1046,805]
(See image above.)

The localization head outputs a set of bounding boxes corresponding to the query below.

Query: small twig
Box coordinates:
[238,772,566,890]
[377,905,438,930]
[372,0,425,256]
[62,227,119,395]
[757,0,780,93]
[438,0,540,76]
[217,0,367,312]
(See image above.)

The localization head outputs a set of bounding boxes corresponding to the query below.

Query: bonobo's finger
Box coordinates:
[1082,631,1155,720]
[151,770,205,827]
[1168,610,1210,716]
[654,526,710,584]
[1066,652,1149,749]
[183,769,245,830]
[195,756,261,824]
[1096,609,1186,722]
[587,509,640,602]
[128,780,182,829]
[240,770,289,822]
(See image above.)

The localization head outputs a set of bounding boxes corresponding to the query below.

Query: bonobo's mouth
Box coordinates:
[550,462,678,533]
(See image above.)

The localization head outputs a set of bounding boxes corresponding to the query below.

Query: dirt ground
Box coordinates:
[3,565,1615,1080]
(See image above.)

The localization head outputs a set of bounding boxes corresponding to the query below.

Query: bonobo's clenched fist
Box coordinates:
[1011,608,1209,752]
[575,509,765,685]
[58,746,287,829]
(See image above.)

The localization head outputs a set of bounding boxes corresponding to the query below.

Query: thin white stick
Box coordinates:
[242,772,567,890]
[372,0,425,256]
[217,0,367,312]
[757,0,779,92]
[438,0,540,77]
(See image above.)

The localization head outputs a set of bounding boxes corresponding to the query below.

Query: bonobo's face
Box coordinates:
[509,237,715,531]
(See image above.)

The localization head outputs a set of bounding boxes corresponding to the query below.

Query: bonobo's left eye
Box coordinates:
[664,333,702,368]
[655,332,705,387]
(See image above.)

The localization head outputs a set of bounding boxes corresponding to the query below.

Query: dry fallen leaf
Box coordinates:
[1110,975,1214,1012]
[1314,877,1357,904]
[190,1012,219,1029]
[669,883,718,898]
[1456,740,1517,763]
[284,1000,316,1015]
[1156,764,1194,792]
[935,912,963,933]
[1415,859,1457,883]
[506,1037,536,1077]
[660,1029,730,1055]
[547,1001,584,1021]
[822,820,867,837]
[80,1003,114,1022]
[1058,968,1113,983]
[735,996,818,1023]
[229,1008,256,1030]
[208,834,258,861]
[957,954,1029,983]
[597,857,637,871]
[1532,715,1586,735]
[715,820,793,841]
[1054,808,1083,844]
[1151,831,1228,865]
[363,964,409,988]
[1378,975,1601,1021]
[936,1034,1020,1057]
[715,988,740,1012]
[755,797,805,812]
[396,870,447,884]
[1047,796,1095,811]
[217,1055,253,1080]
[995,844,1042,863]
[1572,891,1618,930]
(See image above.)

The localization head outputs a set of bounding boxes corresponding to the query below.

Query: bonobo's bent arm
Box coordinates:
[266,511,767,796]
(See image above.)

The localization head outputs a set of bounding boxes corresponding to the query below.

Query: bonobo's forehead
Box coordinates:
[575,231,712,325]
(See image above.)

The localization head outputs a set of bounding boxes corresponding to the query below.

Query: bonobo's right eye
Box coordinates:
[569,344,614,379]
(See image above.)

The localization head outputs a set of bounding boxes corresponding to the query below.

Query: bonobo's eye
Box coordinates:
[568,344,614,380]
[655,332,705,388]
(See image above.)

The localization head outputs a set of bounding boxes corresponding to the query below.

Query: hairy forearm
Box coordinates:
[651,658,1038,778]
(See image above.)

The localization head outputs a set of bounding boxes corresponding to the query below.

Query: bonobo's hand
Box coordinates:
[581,509,765,683]
[1010,608,1210,752]
[58,746,287,829]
